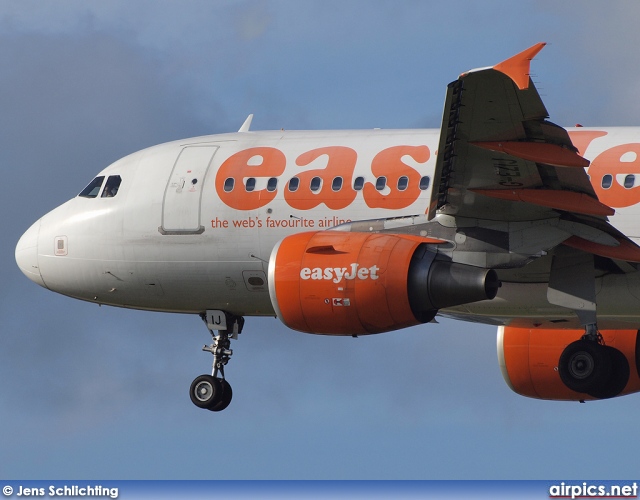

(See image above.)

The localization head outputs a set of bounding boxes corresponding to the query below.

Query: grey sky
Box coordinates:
[3,1,640,479]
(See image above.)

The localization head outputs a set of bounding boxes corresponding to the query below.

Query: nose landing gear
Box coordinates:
[189,310,244,412]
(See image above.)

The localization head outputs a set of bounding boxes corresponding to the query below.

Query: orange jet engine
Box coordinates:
[268,231,500,335]
[498,326,640,400]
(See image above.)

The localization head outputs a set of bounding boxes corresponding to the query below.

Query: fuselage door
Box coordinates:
[160,145,218,235]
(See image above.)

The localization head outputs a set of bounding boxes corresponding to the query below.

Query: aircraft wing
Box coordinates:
[412,43,640,265]
[428,43,612,223]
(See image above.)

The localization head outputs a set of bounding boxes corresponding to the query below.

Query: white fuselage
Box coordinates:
[15,127,640,328]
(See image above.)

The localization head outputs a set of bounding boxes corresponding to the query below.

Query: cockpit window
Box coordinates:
[101,175,122,198]
[79,176,105,198]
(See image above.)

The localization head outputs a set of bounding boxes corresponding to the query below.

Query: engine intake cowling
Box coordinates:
[498,326,640,400]
[268,231,499,335]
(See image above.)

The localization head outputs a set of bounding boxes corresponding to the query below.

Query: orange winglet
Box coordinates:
[564,236,640,263]
[472,141,590,169]
[493,42,546,90]
[472,189,615,217]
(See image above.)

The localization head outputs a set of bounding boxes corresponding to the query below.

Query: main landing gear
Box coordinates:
[558,324,630,399]
[189,310,244,412]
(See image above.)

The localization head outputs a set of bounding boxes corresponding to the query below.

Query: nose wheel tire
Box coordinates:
[189,374,233,410]
[189,374,223,409]
[209,379,233,412]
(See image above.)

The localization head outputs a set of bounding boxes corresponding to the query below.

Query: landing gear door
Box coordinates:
[160,145,218,235]
[206,310,227,330]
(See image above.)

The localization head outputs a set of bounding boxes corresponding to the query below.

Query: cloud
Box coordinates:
[233,0,272,41]
[0,28,229,218]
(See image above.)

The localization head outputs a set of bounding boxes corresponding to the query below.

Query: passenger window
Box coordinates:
[353,176,364,191]
[288,177,300,192]
[224,178,234,192]
[79,176,105,198]
[624,174,635,189]
[602,174,613,189]
[397,176,409,191]
[310,176,322,192]
[245,178,256,192]
[101,175,122,198]
[419,176,430,190]
[267,177,278,192]
[375,176,387,191]
[332,177,343,192]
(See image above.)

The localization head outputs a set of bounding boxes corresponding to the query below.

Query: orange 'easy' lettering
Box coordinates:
[215,147,286,210]
[568,130,608,156]
[589,143,640,208]
[284,147,358,210]
[363,145,430,209]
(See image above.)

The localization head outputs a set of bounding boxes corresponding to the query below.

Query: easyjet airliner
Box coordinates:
[16,43,640,411]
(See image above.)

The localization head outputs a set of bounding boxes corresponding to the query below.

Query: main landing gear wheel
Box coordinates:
[586,346,629,399]
[189,310,244,412]
[558,335,630,399]
[558,339,611,394]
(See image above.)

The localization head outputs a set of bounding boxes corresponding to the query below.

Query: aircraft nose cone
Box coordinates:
[15,219,46,288]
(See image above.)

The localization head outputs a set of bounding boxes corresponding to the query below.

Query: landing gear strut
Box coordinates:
[549,248,629,399]
[189,310,244,412]
[558,324,629,399]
